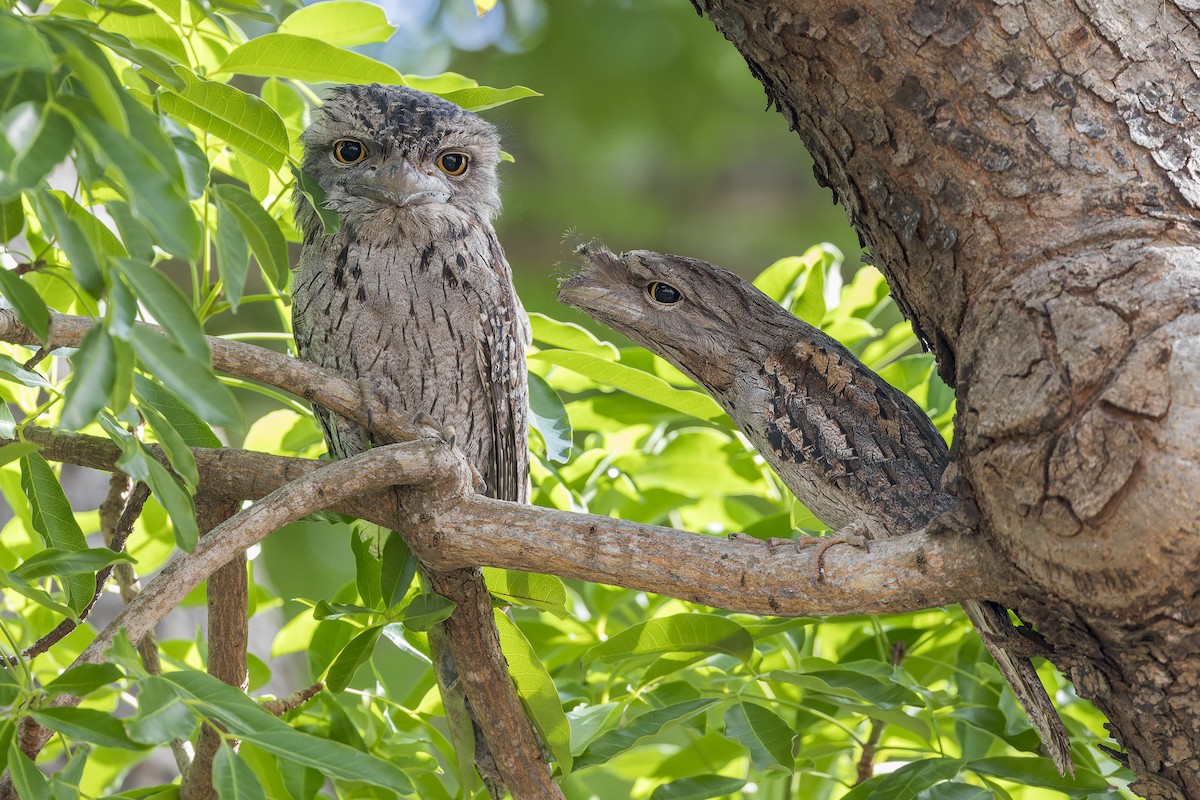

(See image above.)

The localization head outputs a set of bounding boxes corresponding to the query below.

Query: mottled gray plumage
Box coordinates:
[559,244,1072,775]
[292,84,530,795]
[293,84,528,501]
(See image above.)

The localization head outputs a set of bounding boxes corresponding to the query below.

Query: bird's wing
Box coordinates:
[762,342,951,533]
[478,246,530,504]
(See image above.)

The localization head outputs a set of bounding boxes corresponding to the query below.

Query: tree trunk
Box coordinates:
[692,1,1200,797]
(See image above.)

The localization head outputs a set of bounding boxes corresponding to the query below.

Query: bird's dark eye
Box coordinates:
[437,151,469,176]
[332,139,366,164]
[647,282,682,304]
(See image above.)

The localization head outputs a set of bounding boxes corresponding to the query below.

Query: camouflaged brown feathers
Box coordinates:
[559,243,1072,776]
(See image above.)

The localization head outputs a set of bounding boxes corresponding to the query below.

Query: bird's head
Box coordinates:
[558,243,794,392]
[296,84,502,232]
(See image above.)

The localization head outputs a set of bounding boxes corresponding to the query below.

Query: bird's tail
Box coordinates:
[961,600,1073,776]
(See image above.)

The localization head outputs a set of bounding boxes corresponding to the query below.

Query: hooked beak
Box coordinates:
[347,161,450,208]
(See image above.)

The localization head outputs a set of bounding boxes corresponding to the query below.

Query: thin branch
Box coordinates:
[0,310,422,445]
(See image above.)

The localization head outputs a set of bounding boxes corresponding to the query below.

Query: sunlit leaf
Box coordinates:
[12,546,132,579]
[575,699,716,770]
[650,775,748,800]
[213,184,289,290]
[214,33,404,85]
[494,611,572,774]
[440,85,541,112]
[42,662,123,699]
[396,593,455,632]
[527,371,572,463]
[155,67,290,170]
[0,104,74,203]
[20,452,92,612]
[161,670,414,791]
[483,568,569,617]
[722,701,795,772]
[324,624,382,694]
[278,1,396,46]
[214,740,267,800]
[60,326,116,429]
[28,707,143,750]
[531,350,724,421]
[0,268,50,344]
[130,328,241,430]
[584,614,753,665]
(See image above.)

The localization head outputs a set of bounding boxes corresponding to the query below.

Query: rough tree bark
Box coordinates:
[692,1,1200,797]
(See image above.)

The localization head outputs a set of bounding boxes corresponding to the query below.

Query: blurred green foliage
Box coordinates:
[0,0,1136,797]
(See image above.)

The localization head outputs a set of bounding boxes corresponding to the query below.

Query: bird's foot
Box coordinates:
[413,411,457,448]
[771,525,870,587]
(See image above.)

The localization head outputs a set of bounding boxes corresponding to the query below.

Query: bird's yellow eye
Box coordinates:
[437,151,470,176]
[333,139,367,164]
[647,282,682,304]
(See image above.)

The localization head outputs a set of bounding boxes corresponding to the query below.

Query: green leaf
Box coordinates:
[12,546,133,579]
[133,374,222,447]
[28,707,143,750]
[91,14,189,80]
[42,662,124,698]
[212,184,289,290]
[0,570,77,620]
[127,675,198,744]
[439,85,541,112]
[483,568,569,617]
[138,400,199,489]
[213,741,267,800]
[155,67,290,171]
[58,37,129,135]
[395,593,456,632]
[0,198,23,242]
[650,775,748,800]
[0,104,74,202]
[966,757,1110,793]
[0,15,53,77]
[769,658,924,710]
[20,452,92,612]
[130,327,241,430]
[60,96,201,260]
[60,326,116,430]
[531,350,725,421]
[324,623,382,694]
[527,371,572,463]
[114,260,208,362]
[214,33,404,84]
[6,742,51,800]
[161,670,413,792]
[584,614,753,665]
[278,1,397,46]
[291,164,340,235]
[312,601,377,621]
[0,441,41,468]
[379,532,415,610]
[0,354,51,389]
[99,413,200,551]
[841,758,964,800]
[575,698,716,770]
[722,701,795,772]
[214,200,250,310]
[0,269,49,344]
[529,312,619,359]
[36,189,103,296]
[916,783,994,800]
[494,611,572,775]
[753,243,841,326]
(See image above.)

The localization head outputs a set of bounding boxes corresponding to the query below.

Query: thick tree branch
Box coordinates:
[4,426,995,615]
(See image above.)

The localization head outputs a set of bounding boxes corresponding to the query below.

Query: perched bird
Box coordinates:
[291,84,532,796]
[558,243,1072,775]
